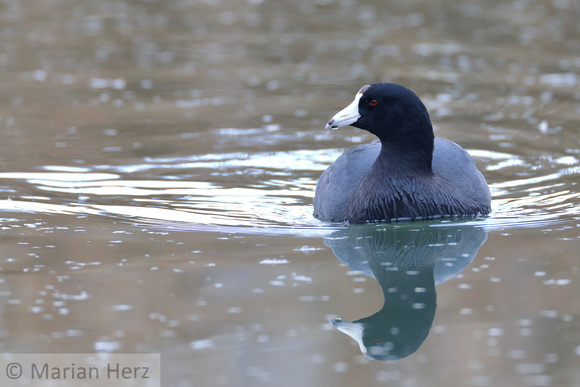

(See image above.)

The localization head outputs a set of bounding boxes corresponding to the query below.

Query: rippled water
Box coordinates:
[1,0,580,386]
[1,126,577,231]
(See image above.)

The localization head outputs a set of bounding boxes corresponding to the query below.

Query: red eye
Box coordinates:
[370,100,378,106]
[374,339,381,345]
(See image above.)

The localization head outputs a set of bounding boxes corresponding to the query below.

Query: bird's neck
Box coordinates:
[374,134,434,176]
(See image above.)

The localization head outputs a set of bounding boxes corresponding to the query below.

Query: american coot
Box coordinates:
[314,83,491,223]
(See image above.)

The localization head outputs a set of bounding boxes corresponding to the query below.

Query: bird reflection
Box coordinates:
[325,222,487,360]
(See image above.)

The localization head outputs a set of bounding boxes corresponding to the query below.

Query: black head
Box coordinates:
[327,83,433,140]
[330,315,432,361]
[326,83,435,171]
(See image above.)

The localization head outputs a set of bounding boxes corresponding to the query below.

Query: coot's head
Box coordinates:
[326,83,433,143]
[330,317,428,361]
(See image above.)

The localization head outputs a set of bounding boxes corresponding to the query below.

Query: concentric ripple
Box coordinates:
[1,135,579,234]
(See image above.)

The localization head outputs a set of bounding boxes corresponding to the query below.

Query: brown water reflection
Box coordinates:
[1,0,580,386]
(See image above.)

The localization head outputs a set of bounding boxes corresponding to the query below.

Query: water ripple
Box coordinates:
[1,146,579,234]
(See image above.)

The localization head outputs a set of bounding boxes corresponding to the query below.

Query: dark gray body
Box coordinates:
[313,138,491,222]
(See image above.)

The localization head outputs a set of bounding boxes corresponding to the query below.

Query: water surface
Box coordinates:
[1,0,580,386]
